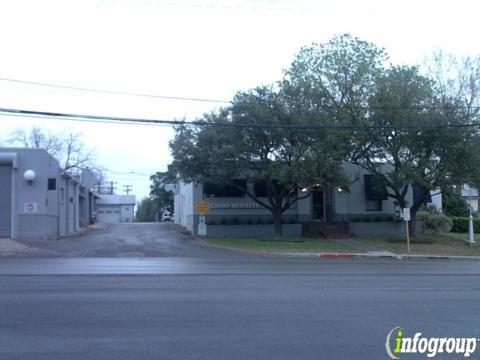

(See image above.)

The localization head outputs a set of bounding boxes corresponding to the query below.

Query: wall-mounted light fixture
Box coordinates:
[337,187,344,193]
[23,170,36,185]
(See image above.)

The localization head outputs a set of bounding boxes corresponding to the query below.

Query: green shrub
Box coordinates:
[206,220,217,225]
[451,217,480,233]
[417,211,452,233]
[231,218,240,225]
[256,218,263,225]
[220,218,229,225]
[246,219,253,225]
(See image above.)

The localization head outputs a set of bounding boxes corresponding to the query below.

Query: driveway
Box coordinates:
[16,222,247,258]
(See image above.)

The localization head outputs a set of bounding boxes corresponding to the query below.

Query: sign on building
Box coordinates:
[195,200,210,215]
[24,202,38,213]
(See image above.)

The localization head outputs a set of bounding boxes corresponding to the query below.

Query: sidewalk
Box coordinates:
[0,238,61,258]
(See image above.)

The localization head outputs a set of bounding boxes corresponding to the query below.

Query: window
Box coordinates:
[254,181,268,197]
[254,180,294,197]
[364,174,387,200]
[203,179,247,197]
[364,174,386,211]
[48,178,57,190]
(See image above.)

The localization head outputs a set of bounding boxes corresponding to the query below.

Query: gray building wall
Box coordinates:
[95,195,136,224]
[0,148,95,240]
[173,163,440,237]
[333,163,408,221]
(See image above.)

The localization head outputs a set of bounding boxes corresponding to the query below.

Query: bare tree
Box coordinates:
[8,127,97,173]
[9,127,63,156]
[424,50,480,117]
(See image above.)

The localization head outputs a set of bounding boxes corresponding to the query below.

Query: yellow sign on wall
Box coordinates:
[195,200,210,215]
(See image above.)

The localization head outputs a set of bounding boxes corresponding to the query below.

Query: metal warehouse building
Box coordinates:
[0,148,97,240]
[95,195,135,223]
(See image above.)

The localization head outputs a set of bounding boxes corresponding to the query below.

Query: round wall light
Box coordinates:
[24,169,36,183]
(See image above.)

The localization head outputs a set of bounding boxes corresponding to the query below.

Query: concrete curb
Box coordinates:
[184,231,480,261]
[196,239,480,261]
[313,252,480,261]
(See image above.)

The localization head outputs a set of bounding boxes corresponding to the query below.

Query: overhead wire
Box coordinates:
[0,76,478,110]
[0,107,479,131]
[0,77,231,104]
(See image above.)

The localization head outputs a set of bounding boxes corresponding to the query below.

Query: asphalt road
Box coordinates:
[1,224,480,359]
[22,222,245,258]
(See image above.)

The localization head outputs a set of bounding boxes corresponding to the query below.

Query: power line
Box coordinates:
[1,76,479,111]
[1,107,479,130]
[104,170,153,176]
[0,77,231,104]
[0,110,174,127]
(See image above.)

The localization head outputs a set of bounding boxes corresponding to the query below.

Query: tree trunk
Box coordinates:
[408,214,417,237]
[408,207,420,237]
[272,210,283,237]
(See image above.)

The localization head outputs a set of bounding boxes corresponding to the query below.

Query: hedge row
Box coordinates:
[451,217,480,233]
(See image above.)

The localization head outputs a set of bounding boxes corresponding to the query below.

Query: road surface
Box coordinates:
[1,223,479,359]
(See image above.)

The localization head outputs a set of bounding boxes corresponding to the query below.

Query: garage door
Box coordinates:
[0,165,12,237]
[96,209,120,224]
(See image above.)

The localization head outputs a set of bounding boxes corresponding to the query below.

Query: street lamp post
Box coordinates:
[468,186,476,246]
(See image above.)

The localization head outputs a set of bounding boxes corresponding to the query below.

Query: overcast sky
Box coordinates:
[0,0,479,200]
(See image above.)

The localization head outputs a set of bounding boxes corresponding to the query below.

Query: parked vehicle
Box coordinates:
[161,211,173,222]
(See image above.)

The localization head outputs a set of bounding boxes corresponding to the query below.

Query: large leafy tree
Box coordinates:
[282,33,387,125]
[442,186,470,217]
[170,86,348,236]
[282,34,480,235]
[351,66,478,234]
[150,170,175,213]
[135,197,158,222]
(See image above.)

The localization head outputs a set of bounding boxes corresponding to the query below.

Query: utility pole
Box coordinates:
[95,181,102,193]
[123,185,133,195]
[108,181,117,195]
[468,185,476,246]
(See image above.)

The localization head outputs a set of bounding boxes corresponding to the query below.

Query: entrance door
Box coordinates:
[312,189,324,220]
[0,165,12,237]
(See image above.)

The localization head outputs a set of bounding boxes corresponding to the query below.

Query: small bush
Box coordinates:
[256,218,263,225]
[220,218,229,225]
[288,219,297,224]
[231,218,240,225]
[206,220,217,225]
[451,217,480,233]
[417,211,452,233]
[246,219,253,225]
